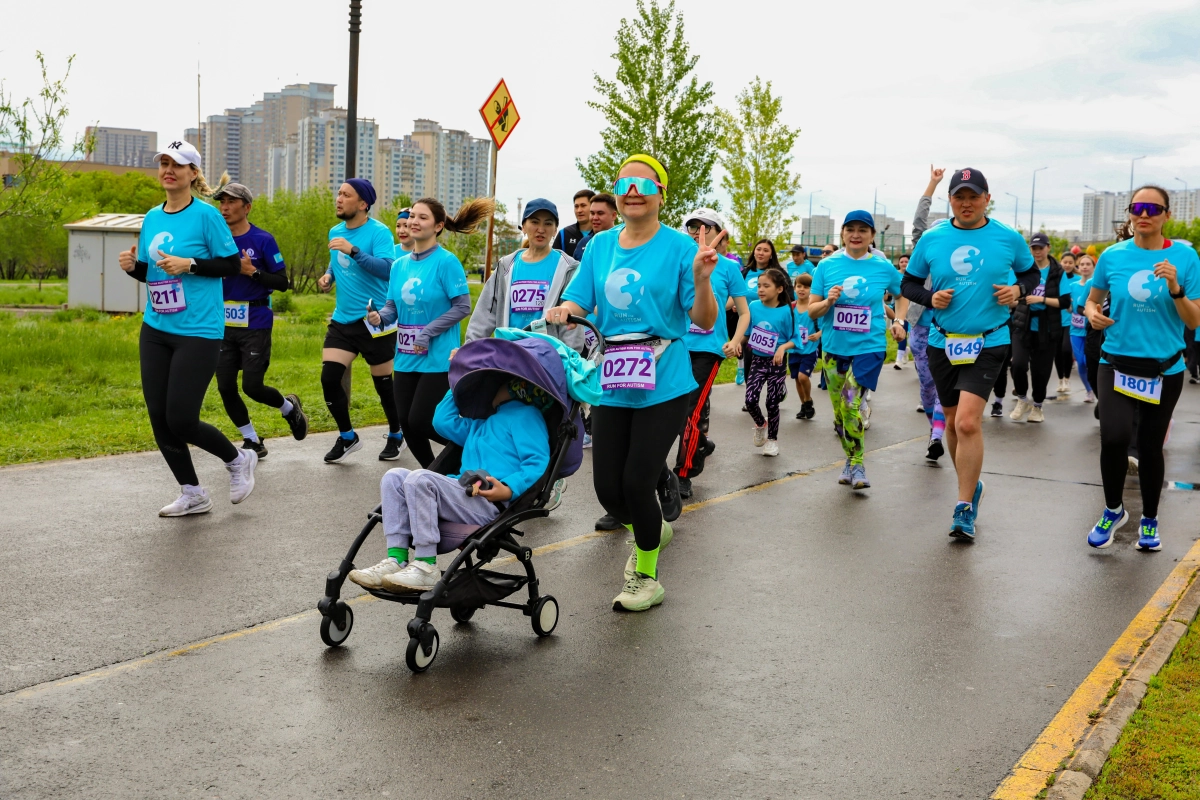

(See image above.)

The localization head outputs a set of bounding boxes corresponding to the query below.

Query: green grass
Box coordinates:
[0,280,67,307]
[1085,614,1200,800]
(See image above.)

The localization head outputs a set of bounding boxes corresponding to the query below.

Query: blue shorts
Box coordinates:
[789,350,818,378]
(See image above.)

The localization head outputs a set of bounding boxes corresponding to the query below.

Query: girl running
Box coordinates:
[546,154,722,612]
[808,210,903,490]
[743,268,795,456]
[791,273,821,420]
[1085,186,1200,552]
[1070,254,1095,403]
[739,239,785,395]
[394,207,413,257]
[367,197,494,468]
[117,140,258,516]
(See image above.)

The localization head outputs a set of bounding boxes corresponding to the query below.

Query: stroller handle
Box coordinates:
[524,315,606,355]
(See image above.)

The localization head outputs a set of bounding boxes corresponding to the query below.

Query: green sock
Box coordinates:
[416,556,436,565]
[387,547,408,564]
[623,523,634,533]
[635,546,660,580]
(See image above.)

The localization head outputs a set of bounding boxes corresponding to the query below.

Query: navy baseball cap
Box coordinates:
[949,168,988,195]
[522,198,559,224]
[842,209,876,230]
[1029,232,1051,247]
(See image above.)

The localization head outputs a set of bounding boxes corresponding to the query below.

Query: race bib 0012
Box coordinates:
[748,324,780,356]
[509,279,548,314]
[148,278,186,314]
[394,323,424,353]
[832,304,871,333]
[1113,370,1162,405]
[224,300,249,327]
[600,345,656,391]
[944,333,983,365]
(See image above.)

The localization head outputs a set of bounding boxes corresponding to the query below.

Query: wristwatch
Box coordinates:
[1170,286,1186,299]
[187,258,197,273]
[350,245,361,257]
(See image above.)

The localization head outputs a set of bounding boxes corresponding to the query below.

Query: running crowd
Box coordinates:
[122,139,1200,612]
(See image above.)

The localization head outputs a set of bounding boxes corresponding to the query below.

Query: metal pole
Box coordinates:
[345,0,362,181]
[1030,167,1047,235]
[1006,192,1019,230]
[808,190,821,244]
[483,143,498,281]
[1129,156,1145,192]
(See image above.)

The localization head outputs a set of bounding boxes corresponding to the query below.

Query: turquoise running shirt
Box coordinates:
[683,251,749,357]
[810,250,900,356]
[328,217,394,325]
[387,246,469,373]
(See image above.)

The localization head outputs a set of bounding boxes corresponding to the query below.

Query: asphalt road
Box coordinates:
[3,365,1199,799]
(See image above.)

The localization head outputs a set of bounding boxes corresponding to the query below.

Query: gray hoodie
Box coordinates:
[464,249,584,351]
[905,195,935,326]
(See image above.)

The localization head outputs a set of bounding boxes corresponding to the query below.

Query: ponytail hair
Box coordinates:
[190,168,229,200]
[414,196,496,236]
[1117,184,1170,241]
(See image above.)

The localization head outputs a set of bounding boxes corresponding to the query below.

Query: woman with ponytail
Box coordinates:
[367,196,494,468]
[117,140,259,516]
[546,154,723,613]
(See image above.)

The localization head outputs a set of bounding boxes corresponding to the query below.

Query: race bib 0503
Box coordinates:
[224,301,249,327]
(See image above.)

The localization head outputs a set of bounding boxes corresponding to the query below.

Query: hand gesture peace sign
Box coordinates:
[692,226,728,281]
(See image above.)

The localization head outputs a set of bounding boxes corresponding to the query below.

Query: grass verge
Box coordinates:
[0,280,68,307]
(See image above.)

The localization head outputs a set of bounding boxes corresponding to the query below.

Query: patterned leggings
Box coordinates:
[745,354,787,440]
[822,359,866,465]
[909,325,946,441]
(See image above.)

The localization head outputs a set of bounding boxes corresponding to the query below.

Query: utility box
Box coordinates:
[64,214,145,312]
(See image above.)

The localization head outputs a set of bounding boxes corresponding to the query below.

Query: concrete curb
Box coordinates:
[1044,572,1200,800]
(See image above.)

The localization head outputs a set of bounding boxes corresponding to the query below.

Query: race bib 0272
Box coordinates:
[600,345,656,391]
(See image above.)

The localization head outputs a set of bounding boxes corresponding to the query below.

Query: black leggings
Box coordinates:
[140,324,239,486]
[591,396,689,552]
[393,371,450,468]
[1097,365,1183,518]
[1011,336,1056,404]
[992,348,1012,400]
[1056,329,1073,380]
[216,364,284,428]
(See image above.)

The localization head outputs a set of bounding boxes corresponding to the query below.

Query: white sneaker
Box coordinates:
[159,489,213,517]
[382,559,440,592]
[226,448,258,504]
[752,424,767,447]
[1029,405,1045,423]
[1010,399,1032,421]
[348,557,406,589]
[1085,391,1096,403]
[1057,378,1069,394]
[545,478,567,511]
[763,440,780,457]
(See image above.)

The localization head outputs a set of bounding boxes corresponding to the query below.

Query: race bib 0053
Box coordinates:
[748,324,780,356]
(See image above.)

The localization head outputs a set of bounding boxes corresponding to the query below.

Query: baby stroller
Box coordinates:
[317,316,601,673]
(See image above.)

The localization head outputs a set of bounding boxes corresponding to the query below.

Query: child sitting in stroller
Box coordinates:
[348,379,552,593]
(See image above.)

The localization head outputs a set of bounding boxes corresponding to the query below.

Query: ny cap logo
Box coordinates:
[961,169,971,180]
[168,141,183,149]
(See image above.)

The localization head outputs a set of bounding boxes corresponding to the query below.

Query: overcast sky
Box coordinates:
[5,0,1199,237]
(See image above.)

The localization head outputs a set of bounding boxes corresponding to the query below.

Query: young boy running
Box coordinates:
[790,273,822,420]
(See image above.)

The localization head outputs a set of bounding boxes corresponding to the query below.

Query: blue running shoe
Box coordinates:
[838,459,853,485]
[971,480,986,519]
[1087,507,1128,548]
[1136,517,1161,552]
[735,366,745,386]
[949,502,975,540]
[851,464,870,490]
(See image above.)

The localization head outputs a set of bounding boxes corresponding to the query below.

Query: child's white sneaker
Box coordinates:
[763,440,779,457]
[382,560,440,592]
[348,557,405,589]
[752,424,767,447]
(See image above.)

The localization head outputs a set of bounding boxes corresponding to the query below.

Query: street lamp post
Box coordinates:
[1030,166,1048,236]
[1129,156,1145,192]
[1006,192,1019,231]
[344,0,362,180]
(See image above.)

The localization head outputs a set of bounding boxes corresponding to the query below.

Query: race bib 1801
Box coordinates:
[748,324,780,356]
[149,279,186,314]
[944,333,983,365]
[1113,370,1162,404]
[509,279,548,314]
[224,301,249,327]
[832,304,871,333]
[600,345,656,391]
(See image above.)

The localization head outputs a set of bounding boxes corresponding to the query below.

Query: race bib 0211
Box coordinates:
[600,344,656,391]
[1113,370,1162,405]
[832,304,871,333]
[224,300,249,327]
[394,323,424,353]
[148,278,186,314]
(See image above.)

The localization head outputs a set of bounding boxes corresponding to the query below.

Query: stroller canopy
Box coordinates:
[449,337,572,420]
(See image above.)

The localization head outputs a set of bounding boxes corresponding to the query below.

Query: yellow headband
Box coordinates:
[619,154,668,189]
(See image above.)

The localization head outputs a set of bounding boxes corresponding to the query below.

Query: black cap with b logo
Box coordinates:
[949,167,988,195]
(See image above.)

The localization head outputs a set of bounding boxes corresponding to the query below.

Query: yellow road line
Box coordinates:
[3,435,921,702]
[992,535,1200,799]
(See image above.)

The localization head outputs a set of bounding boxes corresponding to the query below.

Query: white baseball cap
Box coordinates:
[683,207,727,231]
[152,139,202,168]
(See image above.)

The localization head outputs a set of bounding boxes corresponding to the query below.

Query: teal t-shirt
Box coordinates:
[328,217,395,325]
[792,305,819,355]
[746,300,795,357]
[1060,273,1080,328]
[562,224,699,408]
[387,246,469,373]
[139,198,238,340]
[507,249,559,331]
[1030,266,1050,331]
[810,251,901,357]
[1092,239,1200,374]
[905,218,1033,349]
[743,269,763,294]
[683,252,749,357]
[787,259,815,280]
[1069,277,1091,338]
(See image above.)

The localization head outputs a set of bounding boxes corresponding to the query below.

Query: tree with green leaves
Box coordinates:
[0,52,93,220]
[248,187,336,293]
[717,77,802,247]
[576,0,717,226]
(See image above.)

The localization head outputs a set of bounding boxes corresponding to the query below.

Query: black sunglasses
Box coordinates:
[1128,202,1167,217]
[685,220,719,233]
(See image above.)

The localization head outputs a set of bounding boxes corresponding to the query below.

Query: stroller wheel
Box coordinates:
[405,629,440,673]
[450,606,476,624]
[531,595,559,637]
[319,602,354,647]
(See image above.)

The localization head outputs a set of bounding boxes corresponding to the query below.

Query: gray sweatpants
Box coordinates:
[380,468,500,558]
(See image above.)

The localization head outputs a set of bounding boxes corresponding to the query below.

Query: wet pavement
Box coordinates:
[3,366,1200,799]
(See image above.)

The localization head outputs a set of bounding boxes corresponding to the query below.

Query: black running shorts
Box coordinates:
[322,319,397,366]
[219,327,272,375]
[928,344,1011,407]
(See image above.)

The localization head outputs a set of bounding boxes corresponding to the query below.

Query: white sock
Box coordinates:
[181,484,204,496]
[225,450,245,467]
[1107,505,1123,515]
[237,423,258,441]
[279,398,294,416]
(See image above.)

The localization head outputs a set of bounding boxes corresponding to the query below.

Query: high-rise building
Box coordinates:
[872,213,905,242]
[376,136,428,209]
[85,126,157,168]
[801,215,835,241]
[262,83,335,155]
[409,119,492,213]
[203,110,246,184]
[295,108,378,195]
[1082,191,1122,241]
[184,125,205,159]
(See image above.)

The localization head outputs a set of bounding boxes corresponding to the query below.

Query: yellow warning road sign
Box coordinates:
[479,79,520,150]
